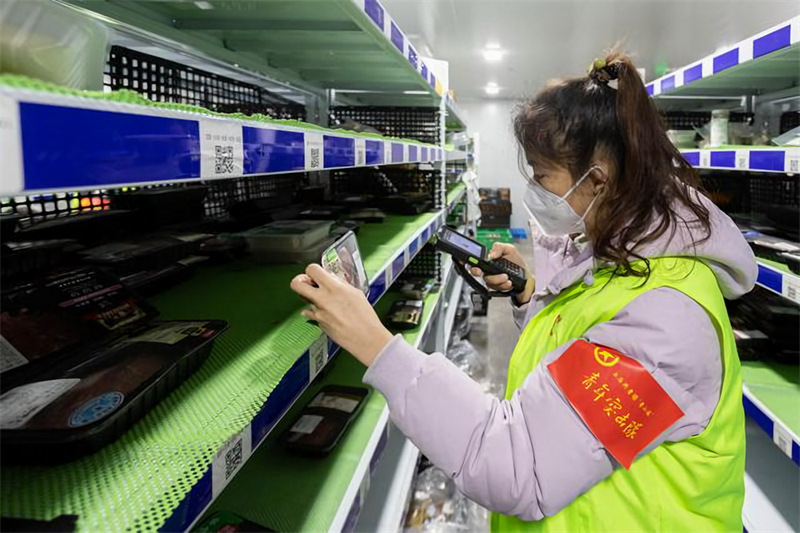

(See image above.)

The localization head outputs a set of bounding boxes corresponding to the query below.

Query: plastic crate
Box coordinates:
[476,228,513,249]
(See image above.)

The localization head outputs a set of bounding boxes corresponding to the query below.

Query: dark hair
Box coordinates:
[513,50,711,277]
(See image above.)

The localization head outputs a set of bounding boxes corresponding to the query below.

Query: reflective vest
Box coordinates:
[492,258,745,532]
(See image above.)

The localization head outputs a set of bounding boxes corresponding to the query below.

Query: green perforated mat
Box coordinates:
[1,212,438,532]
[742,361,800,436]
[200,288,442,532]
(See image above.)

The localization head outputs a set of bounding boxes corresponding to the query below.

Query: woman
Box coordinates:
[290,51,756,532]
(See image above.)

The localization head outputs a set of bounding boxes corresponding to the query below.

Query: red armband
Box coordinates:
[547,339,684,469]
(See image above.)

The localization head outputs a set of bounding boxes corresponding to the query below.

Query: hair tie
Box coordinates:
[588,58,620,86]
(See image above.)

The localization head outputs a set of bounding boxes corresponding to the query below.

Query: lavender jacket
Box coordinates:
[363,195,757,520]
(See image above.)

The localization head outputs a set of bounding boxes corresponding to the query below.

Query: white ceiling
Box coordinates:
[382,0,800,101]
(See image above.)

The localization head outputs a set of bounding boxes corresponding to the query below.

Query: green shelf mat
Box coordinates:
[741,361,800,436]
[446,183,466,206]
[200,288,442,532]
[757,257,796,276]
[0,212,439,532]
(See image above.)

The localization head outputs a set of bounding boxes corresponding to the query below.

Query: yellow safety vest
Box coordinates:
[492,257,745,532]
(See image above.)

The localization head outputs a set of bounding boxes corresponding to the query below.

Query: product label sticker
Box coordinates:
[309,334,329,382]
[0,379,81,429]
[212,428,253,498]
[735,149,750,170]
[786,149,800,174]
[200,120,244,179]
[125,321,211,345]
[383,141,392,165]
[291,414,324,435]
[309,394,360,413]
[305,132,324,170]
[355,138,367,166]
[0,336,28,373]
[772,424,794,459]
[547,339,684,469]
[784,275,800,304]
[69,391,125,427]
[699,150,711,168]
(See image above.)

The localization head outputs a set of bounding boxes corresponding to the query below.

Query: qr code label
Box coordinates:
[383,141,392,165]
[309,334,329,381]
[215,145,235,174]
[200,120,243,178]
[735,150,748,170]
[305,132,324,170]
[772,424,794,458]
[212,429,252,497]
[785,276,800,304]
[356,138,366,166]
[700,151,711,168]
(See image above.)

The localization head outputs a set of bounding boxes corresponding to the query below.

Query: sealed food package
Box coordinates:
[0,320,228,464]
[280,386,368,456]
[321,231,369,294]
[0,267,157,375]
[398,278,436,300]
[386,300,424,331]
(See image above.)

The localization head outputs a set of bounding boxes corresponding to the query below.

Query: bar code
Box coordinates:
[215,145,235,174]
[313,346,325,375]
[310,147,321,168]
[224,438,243,480]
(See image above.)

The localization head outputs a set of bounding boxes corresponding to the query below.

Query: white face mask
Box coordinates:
[524,166,601,236]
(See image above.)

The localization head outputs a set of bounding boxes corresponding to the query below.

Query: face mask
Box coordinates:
[524,166,601,236]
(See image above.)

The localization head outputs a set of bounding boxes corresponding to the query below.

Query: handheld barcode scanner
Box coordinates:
[432,226,527,299]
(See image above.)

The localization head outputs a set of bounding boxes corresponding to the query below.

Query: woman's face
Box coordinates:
[526,160,599,218]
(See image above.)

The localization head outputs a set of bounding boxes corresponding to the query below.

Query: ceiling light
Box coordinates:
[484,82,500,96]
[194,1,214,10]
[482,43,505,62]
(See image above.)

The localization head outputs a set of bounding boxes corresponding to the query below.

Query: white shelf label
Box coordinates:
[403,144,409,163]
[385,264,393,287]
[305,132,324,171]
[383,141,392,165]
[735,149,749,170]
[773,424,793,459]
[699,150,711,168]
[783,274,800,304]
[212,428,253,498]
[200,120,244,179]
[355,138,366,166]
[309,334,329,381]
[0,94,24,195]
[786,149,800,174]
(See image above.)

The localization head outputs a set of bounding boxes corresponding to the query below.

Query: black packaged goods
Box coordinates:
[16,211,136,246]
[0,319,228,464]
[109,186,206,230]
[1,239,77,279]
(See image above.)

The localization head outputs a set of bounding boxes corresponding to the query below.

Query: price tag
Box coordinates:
[699,150,711,169]
[212,428,253,498]
[309,334,329,381]
[403,144,409,163]
[199,120,244,179]
[305,132,324,170]
[355,138,366,166]
[735,149,749,170]
[773,424,794,459]
[784,274,800,304]
[383,141,392,165]
[785,149,800,174]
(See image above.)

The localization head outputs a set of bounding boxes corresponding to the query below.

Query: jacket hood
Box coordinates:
[530,191,758,300]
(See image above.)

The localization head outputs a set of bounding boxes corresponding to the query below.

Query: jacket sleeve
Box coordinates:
[362,287,721,520]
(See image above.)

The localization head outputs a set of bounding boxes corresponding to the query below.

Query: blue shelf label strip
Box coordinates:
[365,139,383,165]
[391,142,404,163]
[409,145,418,162]
[243,127,304,174]
[390,21,404,52]
[430,73,437,90]
[646,84,654,96]
[364,0,384,30]
[713,48,739,73]
[750,150,785,171]
[757,263,783,293]
[683,151,700,167]
[392,254,406,283]
[753,24,791,59]
[408,46,419,69]
[683,63,703,85]
[660,75,676,94]
[421,63,429,83]
[742,393,800,466]
[323,135,356,169]
[20,102,201,190]
[709,151,736,168]
[421,147,428,161]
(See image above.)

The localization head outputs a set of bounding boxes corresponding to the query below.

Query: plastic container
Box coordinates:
[709,109,730,147]
[0,0,110,90]
[280,386,369,456]
[249,233,338,265]
[239,220,333,252]
[0,320,228,464]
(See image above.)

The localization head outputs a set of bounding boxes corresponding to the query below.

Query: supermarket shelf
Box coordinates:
[681,147,800,174]
[61,0,444,106]
[0,86,443,196]
[202,274,446,532]
[446,184,467,214]
[741,360,800,466]
[446,93,467,131]
[647,17,799,98]
[755,260,800,305]
[0,211,446,532]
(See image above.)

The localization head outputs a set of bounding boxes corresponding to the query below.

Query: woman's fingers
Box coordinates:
[290,274,319,303]
[470,266,483,277]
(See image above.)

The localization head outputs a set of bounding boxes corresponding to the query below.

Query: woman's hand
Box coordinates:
[290,264,394,367]
[470,243,536,304]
